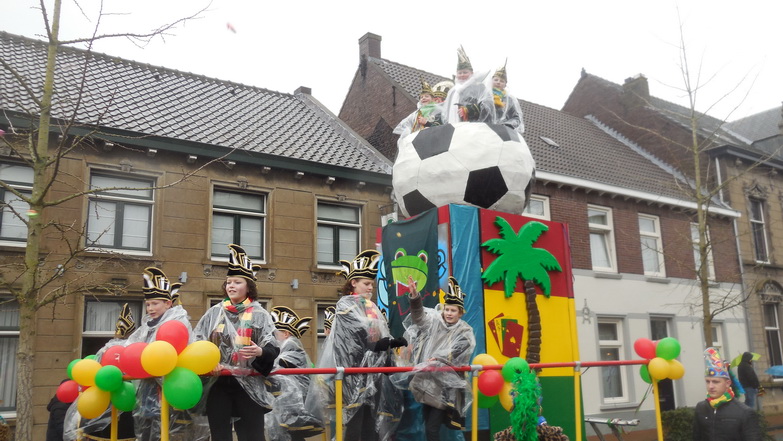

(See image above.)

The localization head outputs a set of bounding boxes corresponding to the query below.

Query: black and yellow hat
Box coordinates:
[420,78,434,97]
[142,267,181,302]
[444,276,466,311]
[457,45,473,71]
[115,303,136,339]
[494,59,508,82]
[323,305,336,331]
[339,249,380,281]
[271,306,312,339]
[227,244,261,281]
[432,80,453,99]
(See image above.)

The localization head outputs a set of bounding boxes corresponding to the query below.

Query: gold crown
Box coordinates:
[271,306,312,339]
[339,249,380,281]
[443,276,466,310]
[494,59,508,82]
[432,80,454,99]
[227,244,261,281]
[323,305,336,330]
[142,267,181,302]
[457,45,472,71]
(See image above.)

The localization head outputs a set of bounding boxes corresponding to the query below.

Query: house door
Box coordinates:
[651,318,676,412]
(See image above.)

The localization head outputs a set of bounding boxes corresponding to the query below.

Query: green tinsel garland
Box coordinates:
[509,367,540,441]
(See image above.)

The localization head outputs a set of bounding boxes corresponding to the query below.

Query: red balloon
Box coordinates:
[156,321,189,354]
[56,380,80,403]
[120,342,151,379]
[101,345,125,367]
[477,370,505,397]
[634,338,657,359]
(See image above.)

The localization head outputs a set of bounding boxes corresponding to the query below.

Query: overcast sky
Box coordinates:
[3,1,781,122]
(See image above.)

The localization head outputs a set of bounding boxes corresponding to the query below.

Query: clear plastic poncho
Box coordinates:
[305,293,402,440]
[393,295,475,428]
[442,71,495,124]
[485,75,524,134]
[192,300,278,411]
[265,336,323,440]
[393,101,446,139]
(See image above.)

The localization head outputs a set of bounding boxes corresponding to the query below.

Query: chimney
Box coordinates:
[294,86,312,95]
[621,74,650,109]
[359,33,382,59]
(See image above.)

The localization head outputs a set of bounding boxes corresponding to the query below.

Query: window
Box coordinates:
[650,317,669,341]
[82,299,143,357]
[598,319,627,403]
[690,223,715,281]
[211,189,266,260]
[0,163,33,242]
[523,195,550,220]
[0,299,19,411]
[762,284,783,368]
[639,215,665,277]
[749,199,769,263]
[86,173,154,251]
[588,206,616,272]
[711,323,723,353]
[317,202,360,266]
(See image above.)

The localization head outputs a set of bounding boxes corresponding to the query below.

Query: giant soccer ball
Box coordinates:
[393,123,535,217]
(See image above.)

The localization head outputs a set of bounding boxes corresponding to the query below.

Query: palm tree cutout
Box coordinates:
[482,217,563,364]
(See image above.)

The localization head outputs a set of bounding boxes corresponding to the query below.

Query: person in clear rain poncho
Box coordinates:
[306,249,406,441]
[394,79,446,139]
[442,46,494,124]
[401,275,476,441]
[488,61,524,134]
[265,306,323,441]
[193,244,280,441]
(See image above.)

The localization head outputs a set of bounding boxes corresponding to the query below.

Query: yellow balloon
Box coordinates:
[77,387,111,419]
[668,359,685,380]
[71,359,102,387]
[498,381,514,412]
[141,341,178,377]
[647,357,671,380]
[177,341,221,375]
[472,353,499,366]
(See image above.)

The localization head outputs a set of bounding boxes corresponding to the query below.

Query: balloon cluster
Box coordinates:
[57,321,220,418]
[634,337,685,383]
[473,354,530,412]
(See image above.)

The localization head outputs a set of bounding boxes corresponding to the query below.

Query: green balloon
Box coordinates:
[95,365,124,392]
[501,357,529,382]
[639,365,652,384]
[164,367,203,410]
[110,381,136,411]
[655,337,681,360]
[477,391,499,409]
[85,354,97,361]
[67,359,81,380]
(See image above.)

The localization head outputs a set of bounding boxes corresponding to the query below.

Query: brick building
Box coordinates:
[0,31,392,437]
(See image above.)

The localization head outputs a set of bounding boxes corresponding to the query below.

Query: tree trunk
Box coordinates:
[524,280,541,365]
[14,306,36,441]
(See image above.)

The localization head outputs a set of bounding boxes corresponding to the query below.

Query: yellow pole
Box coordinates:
[573,363,583,441]
[110,406,118,441]
[652,380,663,441]
[471,366,479,441]
[335,367,344,441]
[160,390,170,441]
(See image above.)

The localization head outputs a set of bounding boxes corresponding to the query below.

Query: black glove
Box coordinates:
[373,337,391,352]
[278,358,296,369]
[390,337,408,349]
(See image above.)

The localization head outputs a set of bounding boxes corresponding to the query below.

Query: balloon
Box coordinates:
[85,354,97,361]
[77,387,111,419]
[156,321,189,354]
[647,357,671,380]
[656,337,681,360]
[110,381,137,412]
[501,357,529,382]
[177,341,221,375]
[101,345,125,367]
[56,380,80,403]
[477,392,499,408]
[472,353,499,366]
[639,365,652,384]
[71,359,102,387]
[633,338,656,359]
[668,359,685,380]
[95,365,124,392]
[141,341,178,377]
[67,359,81,380]
[498,381,514,412]
[120,342,151,379]
[478,370,504,397]
[163,367,203,410]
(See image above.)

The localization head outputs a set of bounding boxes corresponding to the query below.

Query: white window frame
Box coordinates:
[588,205,617,273]
[749,198,770,263]
[86,172,154,254]
[639,214,666,277]
[710,322,723,353]
[0,298,19,413]
[764,302,783,368]
[210,187,267,262]
[0,162,33,246]
[597,318,628,403]
[690,223,715,281]
[523,195,550,220]
[82,299,143,357]
[316,201,361,268]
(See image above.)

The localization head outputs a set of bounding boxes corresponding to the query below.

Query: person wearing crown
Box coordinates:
[323,305,336,337]
[309,249,406,441]
[403,275,476,440]
[394,79,443,139]
[442,46,494,125]
[489,61,524,134]
[693,347,760,441]
[193,244,280,441]
[265,306,323,441]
